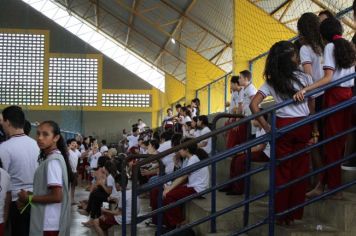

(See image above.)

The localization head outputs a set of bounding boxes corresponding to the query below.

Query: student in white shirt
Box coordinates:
[0,161,11,236]
[18,121,72,236]
[99,140,109,154]
[225,75,244,148]
[0,105,40,236]
[126,127,140,152]
[93,174,140,236]
[238,70,258,136]
[221,115,270,195]
[191,98,200,118]
[137,119,147,132]
[68,139,81,204]
[163,108,174,130]
[251,41,314,225]
[151,138,209,228]
[294,17,355,200]
[197,115,212,155]
[297,12,325,197]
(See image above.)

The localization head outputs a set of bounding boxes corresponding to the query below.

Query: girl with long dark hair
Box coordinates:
[250,41,313,225]
[297,12,325,197]
[294,17,356,199]
[18,121,72,236]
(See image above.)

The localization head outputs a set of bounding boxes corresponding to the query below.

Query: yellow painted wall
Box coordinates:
[186,48,225,102]
[233,0,295,87]
[165,74,185,105]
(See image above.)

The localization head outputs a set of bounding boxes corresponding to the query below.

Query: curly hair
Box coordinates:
[320,17,356,69]
[264,41,304,99]
[297,13,324,56]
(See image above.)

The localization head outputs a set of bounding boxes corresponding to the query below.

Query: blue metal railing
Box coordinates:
[128,71,356,236]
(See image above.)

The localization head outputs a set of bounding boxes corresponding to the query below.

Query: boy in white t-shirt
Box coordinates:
[126,127,140,152]
[93,174,140,236]
[0,161,11,235]
[67,138,81,204]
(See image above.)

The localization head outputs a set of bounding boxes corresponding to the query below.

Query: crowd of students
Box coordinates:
[0,7,355,236]
[221,11,355,226]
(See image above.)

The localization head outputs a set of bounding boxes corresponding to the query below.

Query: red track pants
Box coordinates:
[275,117,311,221]
[322,87,352,189]
[226,118,247,148]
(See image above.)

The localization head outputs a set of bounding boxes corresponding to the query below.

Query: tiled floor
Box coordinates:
[70,186,156,235]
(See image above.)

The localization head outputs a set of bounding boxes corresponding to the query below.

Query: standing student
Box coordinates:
[191,98,200,118]
[0,106,40,236]
[251,41,313,224]
[297,12,325,197]
[18,121,72,236]
[99,140,108,153]
[163,108,174,130]
[225,76,244,148]
[294,17,356,199]
[137,119,147,132]
[197,115,212,155]
[126,127,140,152]
[68,139,81,204]
[0,160,11,236]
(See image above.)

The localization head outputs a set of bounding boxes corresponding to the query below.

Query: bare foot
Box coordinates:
[306,183,324,199]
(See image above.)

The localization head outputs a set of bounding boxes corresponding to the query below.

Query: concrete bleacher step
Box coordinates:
[185,192,254,235]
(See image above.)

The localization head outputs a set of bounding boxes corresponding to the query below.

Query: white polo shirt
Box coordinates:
[127,135,139,150]
[186,155,209,193]
[43,158,62,231]
[68,149,81,173]
[157,140,175,175]
[255,128,270,158]
[197,126,212,154]
[323,43,355,88]
[258,71,312,118]
[300,45,324,96]
[89,151,102,169]
[100,145,109,153]
[229,90,241,114]
[241,83,257,116]
[0,134,39,201]
[0,168,10,224]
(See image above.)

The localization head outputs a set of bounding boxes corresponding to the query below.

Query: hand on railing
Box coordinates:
[293,88,307,101]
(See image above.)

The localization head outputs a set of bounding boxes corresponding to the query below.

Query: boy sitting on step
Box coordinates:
[93,174,139,236]
[221,114,270,195]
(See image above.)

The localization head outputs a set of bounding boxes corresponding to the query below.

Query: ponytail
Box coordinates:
[320,17,356,69]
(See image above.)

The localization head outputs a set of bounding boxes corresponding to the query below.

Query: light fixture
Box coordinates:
[171,38,176,44]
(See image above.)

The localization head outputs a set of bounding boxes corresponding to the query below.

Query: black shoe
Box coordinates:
[226,191,242,196]
[218,187,231,192]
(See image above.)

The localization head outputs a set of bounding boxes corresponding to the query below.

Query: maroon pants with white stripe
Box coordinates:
[275,117,311,221]
[229,151,269,194]
[226,119,247,148]
[322,87,352,189]
[151,185,196,228]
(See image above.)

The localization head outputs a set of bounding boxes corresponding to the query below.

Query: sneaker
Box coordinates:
[341,161,356,171]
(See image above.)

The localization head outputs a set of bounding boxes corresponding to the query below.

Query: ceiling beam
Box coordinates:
[209,41,232,62]
[270,0,291,15]
[160,0,230,46]
[279,0,294,21]
[310,0,355,30]
[154,0,196,64]
[125,0,139,46]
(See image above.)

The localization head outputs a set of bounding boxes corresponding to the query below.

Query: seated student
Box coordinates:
[150,138,209,229]
[197,115,212,155]
[140,140,160,184]
[92,174,140,236]
[81,156,116,226]
[0,160,11,236]
[221,114,270,195]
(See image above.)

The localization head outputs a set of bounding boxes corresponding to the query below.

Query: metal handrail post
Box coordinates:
[268,111,277,235]
[156,160,165,236]
[131,162,139,236]
[210,120,217,233]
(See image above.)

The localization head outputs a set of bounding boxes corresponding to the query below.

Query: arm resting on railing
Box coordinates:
[250,93,271,132]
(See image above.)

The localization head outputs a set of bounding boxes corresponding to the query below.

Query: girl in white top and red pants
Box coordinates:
[294,17,355,199]
[251,41,314,225]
